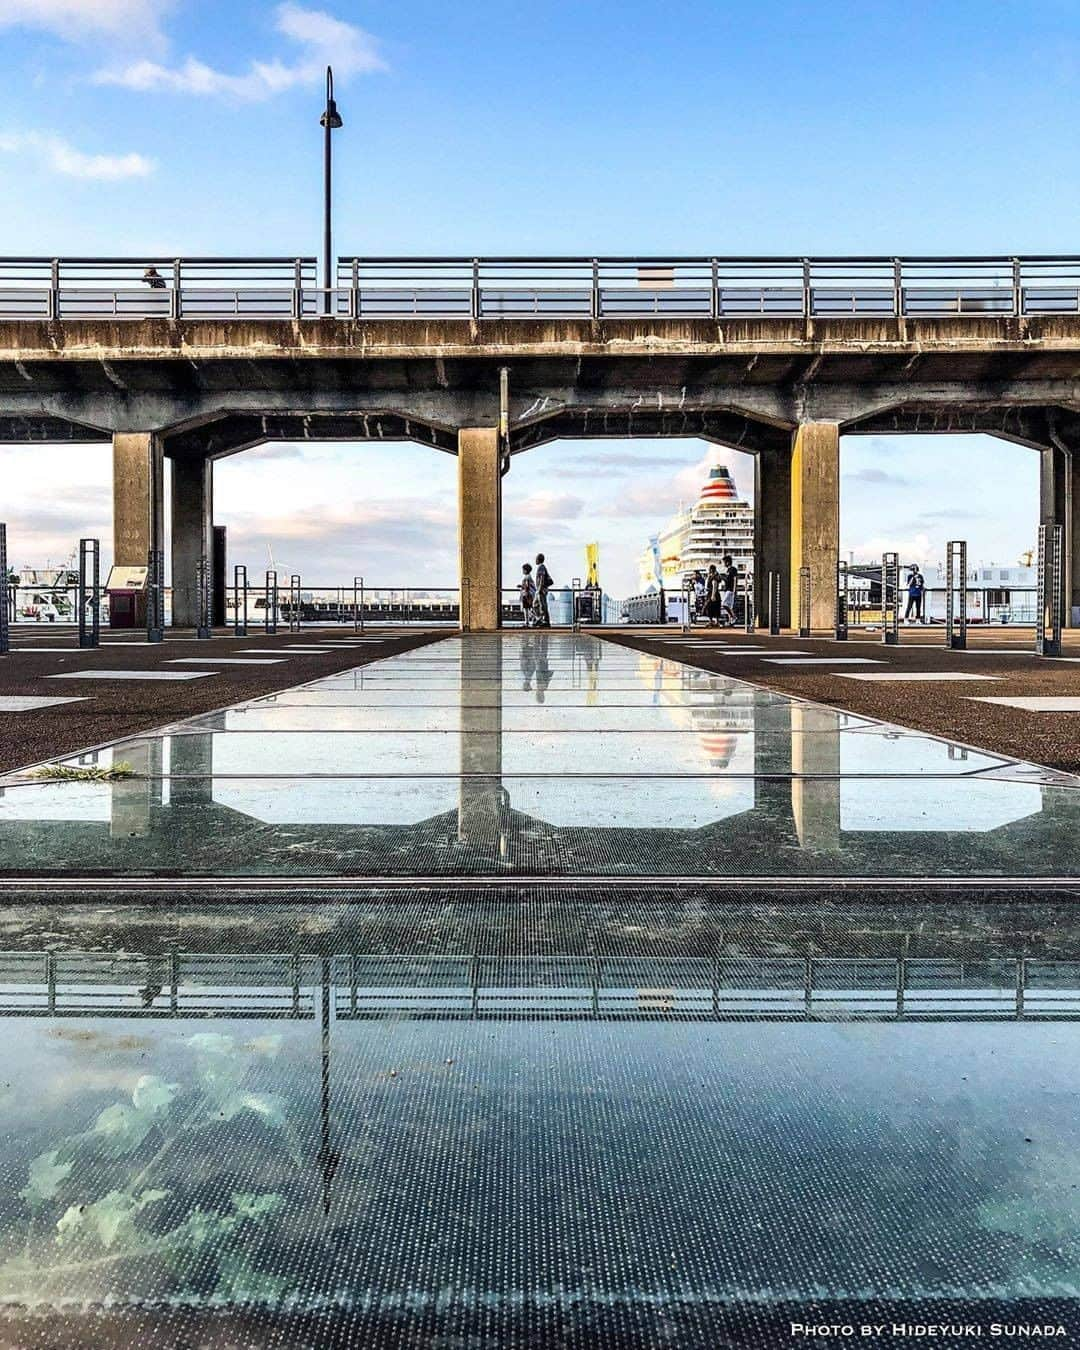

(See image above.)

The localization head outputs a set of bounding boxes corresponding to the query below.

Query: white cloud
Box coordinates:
[0,0,172,48]
[0,130,153,179]
[95,4,385,101]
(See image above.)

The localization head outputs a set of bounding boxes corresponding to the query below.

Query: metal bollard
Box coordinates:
[353,575,365,633]
[0,523,9,655]
[882,552,900,645]
[233,564,248,637]
[290,574,301,633]
[797,565,811,638]
[265,570,278,635]
[146,548,165,643]
[1036,523,1063,656]
[945,541,967,650]
[196,554,212,639]
[78,537,100,649]
[683,582,693,634]
[767,571,781,635]
[835,560,849,641]
[743,570,754,634]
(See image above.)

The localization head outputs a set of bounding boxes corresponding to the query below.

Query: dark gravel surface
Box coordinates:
[604,625,1080,772]
[0,625,447,773]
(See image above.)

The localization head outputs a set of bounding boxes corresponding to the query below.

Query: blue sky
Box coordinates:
[0,0,1061,592]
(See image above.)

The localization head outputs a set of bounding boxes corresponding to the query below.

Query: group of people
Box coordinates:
[691,556,740,627]
[518,553,555,627]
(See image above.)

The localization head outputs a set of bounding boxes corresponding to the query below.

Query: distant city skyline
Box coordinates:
[0,0,1057,594]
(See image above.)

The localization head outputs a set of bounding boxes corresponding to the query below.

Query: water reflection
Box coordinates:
[0,900,1078,1332]
[0,632,1075,878]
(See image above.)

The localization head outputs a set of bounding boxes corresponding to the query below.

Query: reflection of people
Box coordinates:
[904,567,925,622]
[534,553,553,628]
[142,266,167,289]
[534,633,554,703]
[520,633,537,690]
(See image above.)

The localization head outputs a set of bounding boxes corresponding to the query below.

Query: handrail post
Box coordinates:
[293,258,303,319]
[710,257,719,320]
[0,523,8,656]
[48,259,60,322]
[1012,256,1022,318]
[591,258,600,320]
[350,257,359,320]
[471,258,480,321]
[171,258,181,320]
[801,257,811,319]
[892,257,903,318]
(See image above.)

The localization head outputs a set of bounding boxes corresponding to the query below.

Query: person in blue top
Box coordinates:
[904,566,926,622]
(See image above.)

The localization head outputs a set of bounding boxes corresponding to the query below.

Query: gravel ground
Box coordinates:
[0,625,447,773]
[603,625,1080,772]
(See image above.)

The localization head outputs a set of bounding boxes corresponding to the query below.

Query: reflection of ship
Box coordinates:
[638,464,753,591]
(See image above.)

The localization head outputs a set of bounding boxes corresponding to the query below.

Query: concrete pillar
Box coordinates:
[790,423,840,631]
[170,456,213,628]
[113,432,164,569]
[458,428,502,631]
[1040,445,1079,626]
[754,444,792,628]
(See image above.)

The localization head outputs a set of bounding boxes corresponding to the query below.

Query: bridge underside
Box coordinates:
[1,324,1079,629]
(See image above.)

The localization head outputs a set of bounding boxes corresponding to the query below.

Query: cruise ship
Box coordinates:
[637,463,754,591]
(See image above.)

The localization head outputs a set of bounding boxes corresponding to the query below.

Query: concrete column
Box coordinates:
[754,444,792,628]
[113,432,164,569]
[458,428,502,631]
[790,423,840,631]
[170,456,213,628]
[1040,445,1079,626]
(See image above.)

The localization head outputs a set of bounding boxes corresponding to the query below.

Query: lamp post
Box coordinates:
[319,65,343,314]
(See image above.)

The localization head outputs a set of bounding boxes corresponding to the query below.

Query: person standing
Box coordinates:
[904,566,926,623]
[534,553,554,628]
[519,563,537,627]
[705,564,722,627]
[721,554,739,626]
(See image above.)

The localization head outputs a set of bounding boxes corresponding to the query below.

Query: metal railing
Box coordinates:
[4,254,1080,321]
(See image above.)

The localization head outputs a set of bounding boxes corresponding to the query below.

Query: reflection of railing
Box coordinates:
[3,951,1078,1022]
[6,255,1080,321]
[0,951,314,1018]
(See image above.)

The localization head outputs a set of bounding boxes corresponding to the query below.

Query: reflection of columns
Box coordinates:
[790,423,840,632]
[109,739,163,839]
[755,445,792,628]
[113,432,165,569]
[457,639,506,845]
[169,731,215,807]
[789,704,841,852]
[1040,444,1079,627]
[458,428,502,631]
[170,456,213,628]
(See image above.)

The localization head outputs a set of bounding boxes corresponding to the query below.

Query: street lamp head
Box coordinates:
[320,65,343,129]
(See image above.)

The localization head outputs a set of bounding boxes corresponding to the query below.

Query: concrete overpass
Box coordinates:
[2,254,1079,629]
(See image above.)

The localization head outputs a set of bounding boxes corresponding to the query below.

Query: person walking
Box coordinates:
[519,563,537,627]
[721,554,739,626]
[904,566,926,623]
[705,564,723,627]
[534,553,554,628]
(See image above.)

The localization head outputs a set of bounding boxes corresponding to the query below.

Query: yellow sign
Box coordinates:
[585,543,599,588]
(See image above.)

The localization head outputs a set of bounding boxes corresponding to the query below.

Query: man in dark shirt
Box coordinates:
[534,553,553,628]
[721,555,739,626]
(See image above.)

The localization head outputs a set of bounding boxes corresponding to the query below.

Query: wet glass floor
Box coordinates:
[0,633,1078,880]
[0,892,1077,1344]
